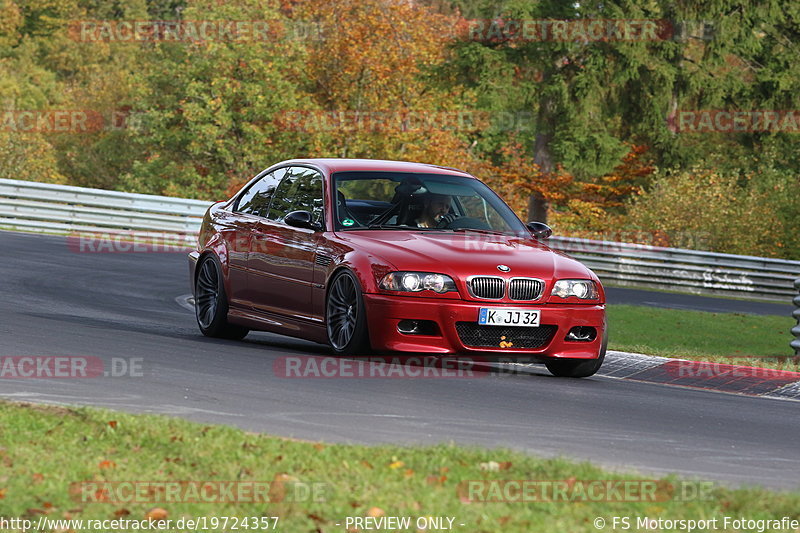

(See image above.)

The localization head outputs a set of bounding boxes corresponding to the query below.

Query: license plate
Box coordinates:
[478,308,540,327]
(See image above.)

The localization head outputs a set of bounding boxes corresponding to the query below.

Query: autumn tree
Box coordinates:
[285,0,484,171]
[119,0,312,199]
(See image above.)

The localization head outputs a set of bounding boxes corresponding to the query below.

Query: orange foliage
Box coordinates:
[577,144,654,208]
[292,0,456,109]
[475,140,573,218]
[282,0,480,166]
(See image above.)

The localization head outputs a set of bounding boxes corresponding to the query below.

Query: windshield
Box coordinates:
[332,171,528,234]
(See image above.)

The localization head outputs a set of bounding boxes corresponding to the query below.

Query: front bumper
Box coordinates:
[363,293,605,360]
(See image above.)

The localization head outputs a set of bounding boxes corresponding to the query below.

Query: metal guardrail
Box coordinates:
[1,177,799,302]
[0,178,209,245]
[547,236,800,302]
[793,279,800,356]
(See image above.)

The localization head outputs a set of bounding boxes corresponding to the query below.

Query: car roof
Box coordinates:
[278,158,475,178]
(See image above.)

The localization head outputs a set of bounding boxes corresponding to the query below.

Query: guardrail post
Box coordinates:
[793,278,800,357]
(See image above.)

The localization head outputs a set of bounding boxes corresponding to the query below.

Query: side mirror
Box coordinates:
[526,221,552,240]
[285,210,321,231]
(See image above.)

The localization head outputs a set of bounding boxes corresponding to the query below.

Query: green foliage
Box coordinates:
[0,0,798,258]
[2,400,800,531]
[0,130,64,183]
[626,168,796,257]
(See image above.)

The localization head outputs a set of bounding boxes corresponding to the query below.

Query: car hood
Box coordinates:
[336,231,597,281]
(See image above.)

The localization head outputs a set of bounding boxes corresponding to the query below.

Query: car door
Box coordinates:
[247,166,325,322]
[225,167,285,307]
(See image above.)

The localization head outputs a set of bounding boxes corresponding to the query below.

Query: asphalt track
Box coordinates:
[1,230,798,490]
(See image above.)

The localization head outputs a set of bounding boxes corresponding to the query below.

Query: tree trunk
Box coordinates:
[527,94,555,223]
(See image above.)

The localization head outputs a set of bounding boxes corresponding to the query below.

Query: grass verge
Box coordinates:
[1,401,799,532]
[607,305,799,370]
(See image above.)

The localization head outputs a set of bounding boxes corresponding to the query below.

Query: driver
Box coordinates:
[415,193,453,228]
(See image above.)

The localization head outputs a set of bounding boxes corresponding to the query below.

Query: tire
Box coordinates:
[194,254,249,340]
[326,270,370,355]
[545,331,607,378]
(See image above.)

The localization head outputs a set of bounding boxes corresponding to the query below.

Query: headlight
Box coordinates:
[551,279,598,300]
[380,272,457,294]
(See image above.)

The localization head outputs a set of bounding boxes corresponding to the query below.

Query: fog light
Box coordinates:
[565,326,597,342]
[398,320,420,334]
[397,320,438,336]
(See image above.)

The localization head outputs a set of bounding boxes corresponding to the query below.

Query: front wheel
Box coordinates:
[195,255,249,340]
[326,270,370,355]
[545,332,607,378]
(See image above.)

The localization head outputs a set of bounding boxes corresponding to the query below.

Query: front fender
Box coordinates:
[335,251,397,294]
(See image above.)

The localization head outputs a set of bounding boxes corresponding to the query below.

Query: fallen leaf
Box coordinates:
[388,460,404,470]
[0,488,6,499]
[366,507,385,518]
[107,421,117,429]
[269,473,299,503]
[403,469,415,478]
[425,475,447,486]
[113,508,131,518]
[145,507,168,522]
[313,443,325,451]
[361,460,374,469]
[498,461,513,471]
[32,473,44,483]
[98,460,116,469]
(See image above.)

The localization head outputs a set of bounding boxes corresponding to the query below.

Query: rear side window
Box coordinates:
[236,167,287,217]
[268,167,324,224]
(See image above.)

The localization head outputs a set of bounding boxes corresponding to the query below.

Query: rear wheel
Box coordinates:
[195,255,249,340]
[545,332,607,378]
[326,270,370,355]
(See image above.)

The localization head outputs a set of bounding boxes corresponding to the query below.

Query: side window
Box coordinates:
[267,167,300,222]
[267,167,324,224]
[236,167,286,217]
[292,168,324,224]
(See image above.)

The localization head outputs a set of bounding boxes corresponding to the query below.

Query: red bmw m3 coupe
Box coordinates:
[189,159,607,377]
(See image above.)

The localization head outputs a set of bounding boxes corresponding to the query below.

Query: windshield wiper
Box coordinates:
[449,228,510,236]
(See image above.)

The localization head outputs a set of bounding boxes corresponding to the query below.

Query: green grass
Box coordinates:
[608,305,799,370]
[1,401,799,532]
